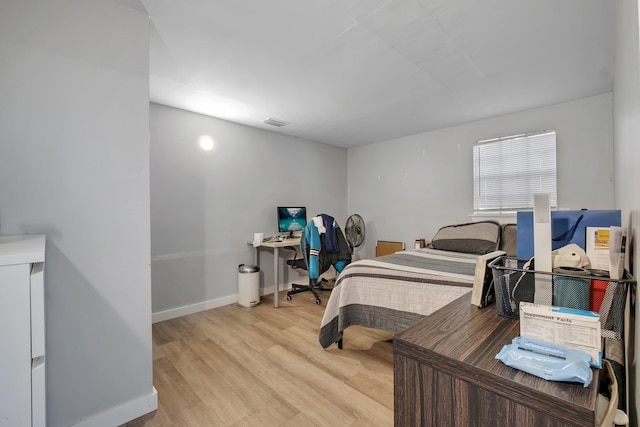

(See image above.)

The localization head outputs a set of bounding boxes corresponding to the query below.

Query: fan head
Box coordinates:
[345,214,365,249]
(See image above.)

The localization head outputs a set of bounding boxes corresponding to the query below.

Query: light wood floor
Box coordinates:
[122,292,395,427]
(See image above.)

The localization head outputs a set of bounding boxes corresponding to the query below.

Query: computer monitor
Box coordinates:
[277,206,307,237]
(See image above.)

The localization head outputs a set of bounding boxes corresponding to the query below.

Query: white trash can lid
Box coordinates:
[238,264,259,273]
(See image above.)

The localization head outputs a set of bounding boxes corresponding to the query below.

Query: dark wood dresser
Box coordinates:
[393,293,599,427]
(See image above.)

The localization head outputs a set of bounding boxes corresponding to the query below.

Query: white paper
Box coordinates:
[608,226,626,280]
[253,233,263,248]
[585,227,610,272]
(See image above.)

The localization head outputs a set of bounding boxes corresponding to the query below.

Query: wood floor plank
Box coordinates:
[152,357,201,411]
[264,344,393,425]
[122,292,394,426]
[254,347,361,425]
[187,339,299,420]
[171,402,226,427]
[231,406,300,427]
[186,338,251,375]
[280,411,322,427]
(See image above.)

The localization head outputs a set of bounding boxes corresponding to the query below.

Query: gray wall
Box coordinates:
[348,93,615,258]
[150,103,348,317]
[614,0,640,424]
[0,1,154,426]
[150,93,617,317]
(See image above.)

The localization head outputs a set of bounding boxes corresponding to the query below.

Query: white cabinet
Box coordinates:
[0,235,46,427]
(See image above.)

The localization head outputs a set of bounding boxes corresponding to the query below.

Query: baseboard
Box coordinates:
[152,285,289,323]
[72,387,158,427]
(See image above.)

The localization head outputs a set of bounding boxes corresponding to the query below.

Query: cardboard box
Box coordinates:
[519,302,602,367]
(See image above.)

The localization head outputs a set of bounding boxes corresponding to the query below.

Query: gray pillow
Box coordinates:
[431,221,501,254]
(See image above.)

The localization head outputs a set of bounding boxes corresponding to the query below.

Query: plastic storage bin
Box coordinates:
[238,264,260,307]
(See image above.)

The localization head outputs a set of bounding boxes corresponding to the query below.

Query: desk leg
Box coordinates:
[273,247,279,308]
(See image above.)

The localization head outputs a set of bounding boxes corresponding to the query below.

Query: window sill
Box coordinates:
[468,212,517,223]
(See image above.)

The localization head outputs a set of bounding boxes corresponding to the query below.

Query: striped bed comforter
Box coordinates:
[318,248,503,348]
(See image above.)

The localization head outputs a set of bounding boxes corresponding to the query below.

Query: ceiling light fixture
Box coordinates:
[262,117,290,127]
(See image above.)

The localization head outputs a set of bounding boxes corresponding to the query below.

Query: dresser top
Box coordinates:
[394,293,599,424]
[0,235,46,266]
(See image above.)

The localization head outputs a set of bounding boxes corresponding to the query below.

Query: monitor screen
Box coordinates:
[277,207,307,235]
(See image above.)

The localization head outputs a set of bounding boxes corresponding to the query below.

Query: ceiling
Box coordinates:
[134,0,614,148]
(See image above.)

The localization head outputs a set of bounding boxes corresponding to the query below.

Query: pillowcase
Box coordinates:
[430,220,501,254]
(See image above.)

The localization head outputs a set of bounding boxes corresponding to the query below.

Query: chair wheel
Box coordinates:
[315,298,321,305]
[286,295,292,301]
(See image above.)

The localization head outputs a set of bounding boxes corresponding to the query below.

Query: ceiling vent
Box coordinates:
[262,117,290,127]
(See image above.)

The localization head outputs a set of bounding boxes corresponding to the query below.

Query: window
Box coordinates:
[473,131,557,212]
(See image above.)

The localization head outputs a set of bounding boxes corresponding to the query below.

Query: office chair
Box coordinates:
[286,214,351,304]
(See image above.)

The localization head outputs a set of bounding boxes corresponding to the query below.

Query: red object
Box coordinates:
[590,279,608,312]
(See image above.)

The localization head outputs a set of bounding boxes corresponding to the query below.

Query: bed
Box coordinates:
[318,221,510,349]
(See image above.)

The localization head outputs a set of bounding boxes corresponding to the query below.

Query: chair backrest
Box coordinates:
[301,215,352,280]
[296,227,309,270]
[285,227,308,271]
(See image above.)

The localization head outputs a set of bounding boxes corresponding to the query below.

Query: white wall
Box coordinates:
[614,0,640,425]
[150,103,348,318]
[0,1,155,426]
[348,93,615,258]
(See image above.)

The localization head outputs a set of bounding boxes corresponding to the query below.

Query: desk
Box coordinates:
[251,238,300,308]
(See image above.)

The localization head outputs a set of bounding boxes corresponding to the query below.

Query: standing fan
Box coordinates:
[344,214,365,254]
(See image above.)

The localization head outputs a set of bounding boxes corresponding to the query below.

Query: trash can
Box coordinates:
[238,264,260,307]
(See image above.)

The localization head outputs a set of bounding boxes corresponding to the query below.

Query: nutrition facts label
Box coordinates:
[519,302,601,367]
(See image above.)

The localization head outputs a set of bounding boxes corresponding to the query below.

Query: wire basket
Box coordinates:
[488,256,633,340]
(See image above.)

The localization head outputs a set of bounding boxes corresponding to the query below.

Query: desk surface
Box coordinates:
[257,237,300,248]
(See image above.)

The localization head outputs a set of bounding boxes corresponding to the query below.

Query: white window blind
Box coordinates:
[473,131,557,211]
